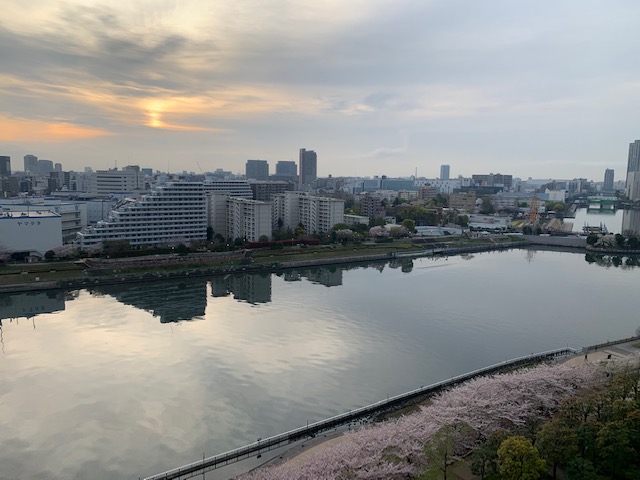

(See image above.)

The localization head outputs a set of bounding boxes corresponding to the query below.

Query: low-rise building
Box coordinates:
[0,210,62,254]
[449,191,477,211]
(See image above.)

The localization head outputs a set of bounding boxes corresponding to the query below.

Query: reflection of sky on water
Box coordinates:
[0,250,639,479]
[571,207,623,233]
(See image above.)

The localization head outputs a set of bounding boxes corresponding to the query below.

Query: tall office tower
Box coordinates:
[54,163,63,172]
[603,169,614,192]
[37,159,54,174]
[298,148,317,189]
[24,154,38,172]
[245,160,269,180]
[0,156,10,176]
[626,140,640,200]
[628,140,640,173]
[275,161,297,177]
[440,164,450,180]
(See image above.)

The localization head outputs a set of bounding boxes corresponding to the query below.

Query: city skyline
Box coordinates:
[2,1,639,179]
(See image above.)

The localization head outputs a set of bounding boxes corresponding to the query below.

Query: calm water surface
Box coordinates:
[1,248,639,479]
[571,207,623,233]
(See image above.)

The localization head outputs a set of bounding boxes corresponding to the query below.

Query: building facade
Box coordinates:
[245,160,269,181]
[87,167,145,195]
[0,210,63,254]
[203,180,253,199]
[0,156,10,176]
[298,148,317,189]
[208,193,272,242]
[604,169,614,192]
[626,140,640,199]
[249,180,294,201]
[273,192,344,234]
[440,164,450,180]
[76,182,208,249]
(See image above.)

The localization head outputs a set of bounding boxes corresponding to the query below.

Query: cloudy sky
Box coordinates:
[1,0,639,180]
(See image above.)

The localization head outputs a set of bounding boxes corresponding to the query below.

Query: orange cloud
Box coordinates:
[0,115,111,142]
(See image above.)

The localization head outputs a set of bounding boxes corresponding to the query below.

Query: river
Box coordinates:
[1,247,639,479]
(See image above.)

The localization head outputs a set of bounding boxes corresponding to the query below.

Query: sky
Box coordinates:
[1,0,639,181]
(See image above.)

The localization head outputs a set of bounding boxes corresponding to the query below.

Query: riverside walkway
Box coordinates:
[142,347,576,480]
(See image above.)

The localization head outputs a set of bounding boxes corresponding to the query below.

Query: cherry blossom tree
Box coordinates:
[240,360,631,480]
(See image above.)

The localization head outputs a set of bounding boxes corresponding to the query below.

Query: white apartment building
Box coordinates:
[209,193,272,242]
[87,167,145,195]
[203,180,253,199]
[273,192,344,234]
[76,182,208,249]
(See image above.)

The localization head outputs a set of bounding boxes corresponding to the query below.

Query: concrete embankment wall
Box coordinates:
[523,235,586,248]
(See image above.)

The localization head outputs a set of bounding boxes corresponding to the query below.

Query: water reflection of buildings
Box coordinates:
[0,290,66,320]
[94,279,208,323]
[622,209,640,236]
[211,273,272,304]
[282,266,344,287]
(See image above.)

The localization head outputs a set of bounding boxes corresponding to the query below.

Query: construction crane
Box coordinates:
[527,196,540,226]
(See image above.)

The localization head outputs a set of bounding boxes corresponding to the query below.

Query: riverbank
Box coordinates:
[0,237,530,294]
[244,336,640,480]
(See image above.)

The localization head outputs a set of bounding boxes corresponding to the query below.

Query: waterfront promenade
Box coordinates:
[142,336,640,480]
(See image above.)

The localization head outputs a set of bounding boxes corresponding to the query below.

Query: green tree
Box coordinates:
[480,197,495,214]
[213,233,225,243]
[536,418,578,480]
[497,436,546,480]
[422,425,456,480]
[615,233,625,248]
[369,216,385,228]
[206,226,214,241]
[456,214,469,227]
[258,235,269,243]
[470,430,510,479]
[402,218,416,233]
[331,223,350,231]
[595,420,632,477]
[44,250,55,260]
[586,234,598,246]
[565,457,597,480]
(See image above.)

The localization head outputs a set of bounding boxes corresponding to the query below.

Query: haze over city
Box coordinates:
[1,0,639,179]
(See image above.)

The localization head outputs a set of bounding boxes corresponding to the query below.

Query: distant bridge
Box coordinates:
[142,347,577,480]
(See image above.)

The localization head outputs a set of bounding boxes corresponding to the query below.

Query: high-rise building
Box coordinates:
[24,154,38,172]
[627,140,640,174]
[440,164,450,180]
[298,148,317,189]
[245,160,269,180]
[0,156,10,176]
[626,140,640,200]
[275,161,297,177]
[603,169,614,192]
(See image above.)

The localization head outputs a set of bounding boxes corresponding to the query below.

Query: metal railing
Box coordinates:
[142,346,576,480]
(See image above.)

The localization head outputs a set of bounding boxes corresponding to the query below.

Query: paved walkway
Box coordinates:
[564,340,640,366]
